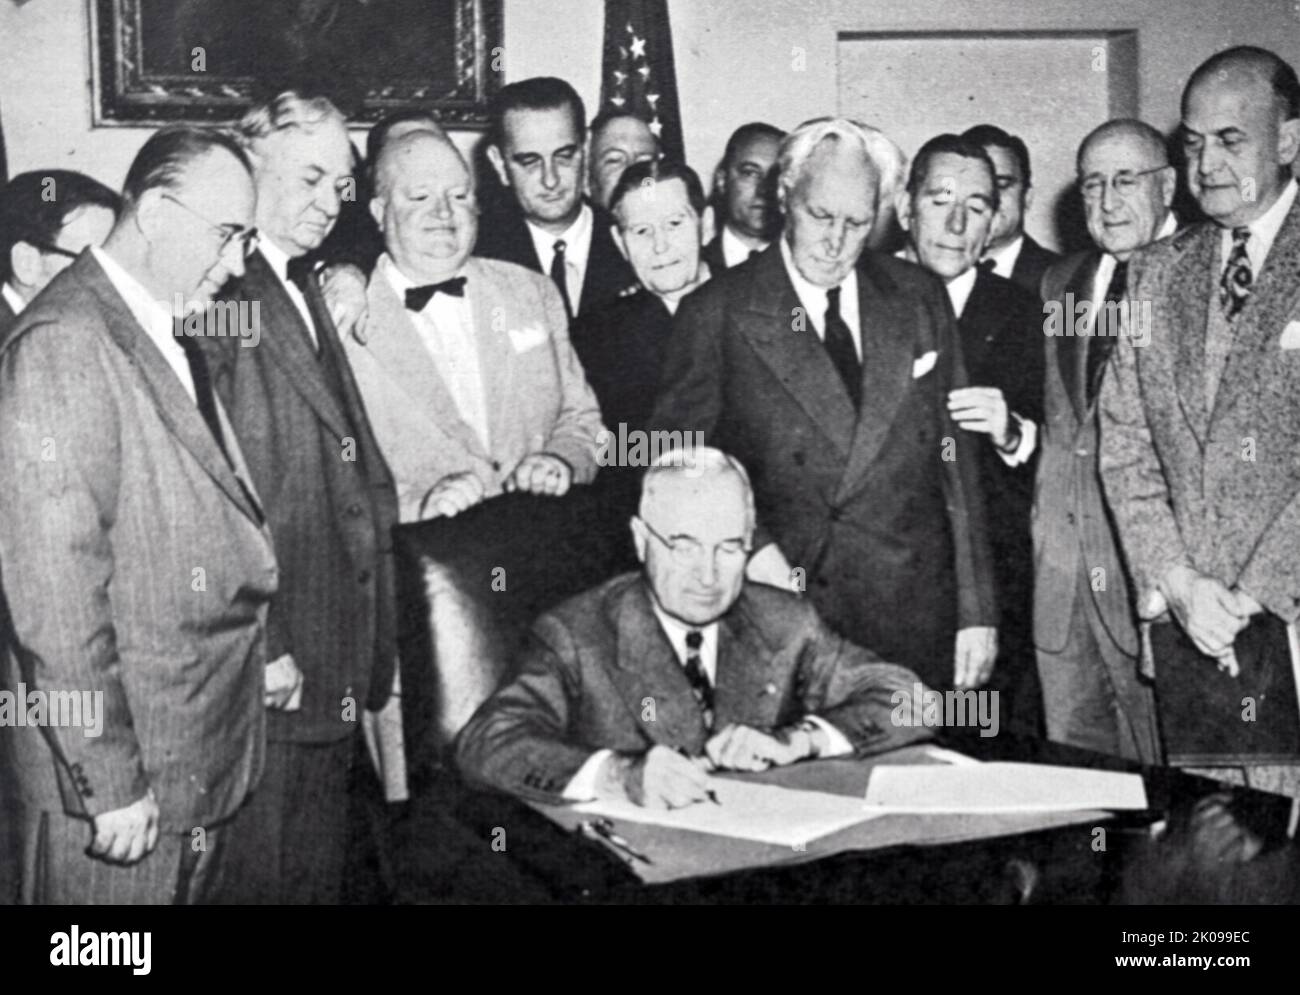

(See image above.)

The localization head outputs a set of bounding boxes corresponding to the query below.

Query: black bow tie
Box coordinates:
[977,258,997,274]
[405,277,467,311]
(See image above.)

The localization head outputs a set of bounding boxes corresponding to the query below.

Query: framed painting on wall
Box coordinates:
[92,0,503,126]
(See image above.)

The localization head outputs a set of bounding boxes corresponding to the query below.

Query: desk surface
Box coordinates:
[409,731,1300,904]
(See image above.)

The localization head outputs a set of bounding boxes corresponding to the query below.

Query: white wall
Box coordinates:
[3,0,1298,214]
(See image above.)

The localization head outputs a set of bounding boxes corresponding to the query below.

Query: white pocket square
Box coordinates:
[912,350,938,378]
[1280,321,1300,350]
[507,324,550,354]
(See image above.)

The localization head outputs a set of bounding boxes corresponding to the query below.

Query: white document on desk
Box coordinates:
[571,778,881,847]
[863,762,1147,813]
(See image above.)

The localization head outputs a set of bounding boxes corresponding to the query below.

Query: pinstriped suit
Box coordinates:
[201,249,400,902]
[1034,250,1158,762]
[0,253,278,903]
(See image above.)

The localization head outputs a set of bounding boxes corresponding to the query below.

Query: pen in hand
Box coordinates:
[677,747,722,804]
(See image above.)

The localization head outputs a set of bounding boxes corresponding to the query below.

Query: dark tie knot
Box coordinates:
[286,256,317,294]
[405,277,467,312]
[685,630,703,652]
[825,285,843,311]
[977,258,997,273]
[553,239,568,255]
[1231,226,1251,246]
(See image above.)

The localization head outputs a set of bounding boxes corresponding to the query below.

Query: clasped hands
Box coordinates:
[1157,565,1262,669]
[599,723,825,809]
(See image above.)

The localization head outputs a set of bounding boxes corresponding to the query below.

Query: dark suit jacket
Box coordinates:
[571,287,674,434]
[958,270,1044,629]
[702,235,727,276]
[474,198,636,316]
[205,251,400,742]
[455,573,930,803]
[0,292,16,343]
[649,244,997,687]
[1010,234,1060,300]
[1035,251,1139,656]
[0,253,278,831]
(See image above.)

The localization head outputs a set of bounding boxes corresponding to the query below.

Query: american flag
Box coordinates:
[600,0,685,162]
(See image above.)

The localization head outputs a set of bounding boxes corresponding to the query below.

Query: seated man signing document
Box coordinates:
[456,448,931,808]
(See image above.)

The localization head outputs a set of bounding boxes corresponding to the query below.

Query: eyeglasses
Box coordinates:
[161,193,259,258]
[638,517,751,566]
[1079,166,1167,201]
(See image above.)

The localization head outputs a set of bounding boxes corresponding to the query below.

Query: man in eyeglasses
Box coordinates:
[0,127,277,903]
[456,447,930,808]
[1032,118,1176,763]
[0,170,118,341]
[200,91,401,903]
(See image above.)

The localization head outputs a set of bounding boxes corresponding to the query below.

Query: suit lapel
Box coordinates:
[242,252,352,442]
[81,256,264,526]
[838,255,917,495]
[712,594,779,728]
[467,259,514,456]
[580,205,634,314]
[736,246,857,457]
[1167,227,1217,446]
[1211,197,1300,430]
[367,267,493,462]
[1058,253,1098,425]
[608,581,708,748]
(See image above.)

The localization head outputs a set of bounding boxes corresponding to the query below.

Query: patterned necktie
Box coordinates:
[823,286,862,409]
[1085,259,1128,404]
[550,239,574,320]
[1219,226,1252,319]
[683,630,714,730]
[404,277,467,312]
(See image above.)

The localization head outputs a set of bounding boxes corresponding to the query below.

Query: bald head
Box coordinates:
[371,130,478,282]
[1078,119,1168,172]
[1184,46,1300,122]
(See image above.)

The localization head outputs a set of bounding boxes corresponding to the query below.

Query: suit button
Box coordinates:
[492,460,502,472]
[357,570,372,584]
[829,508,843,523]
[1066,512,1076,525]
[347,503,364,517]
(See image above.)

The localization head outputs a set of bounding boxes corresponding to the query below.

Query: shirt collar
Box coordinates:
[90,246,177,344]
[779,236,858,320]
[721,226,766,267]
[1223,177,1298,269]
[257,237,298,286]
[945,265,979,318]
[649,598,718,665]
[1,282,25,317]
[526,202,593,269]
[983,233,1024,279]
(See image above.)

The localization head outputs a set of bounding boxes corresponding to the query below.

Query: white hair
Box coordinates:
[778,117,908,209]
[236,91,347,152]
[639,446,756,533]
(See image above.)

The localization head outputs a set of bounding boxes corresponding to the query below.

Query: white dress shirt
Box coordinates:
[722,226,767,268]
[945,265,978,320]
[779,237,862,359]
[379,253,490,449]
[981,233,1024,280]
[91,246,195,401]
[259,238,318,349]
[1218,177,1298,275]
[1,281,25,317]
[562,600,852,801]
[526,203,593,316]
[1086,211,1178,326]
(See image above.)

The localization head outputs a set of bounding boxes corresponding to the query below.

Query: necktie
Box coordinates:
[683,630,714,730]
[550,239,574,320]
[176,334,265,525]
[286,256,316,295]
[748,249,760,262]
[1085,259,1127,404]
[1219,226,1252,319]
[405,277,467,312]
[823,286,862,409]
[977,258,997,274]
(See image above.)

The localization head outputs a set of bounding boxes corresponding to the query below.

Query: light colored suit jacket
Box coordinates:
[1035,250,1140,656]
[0,253,278,832]
[455,573,931,804]
[1100,197,1300,621]
[345,255,605,522]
